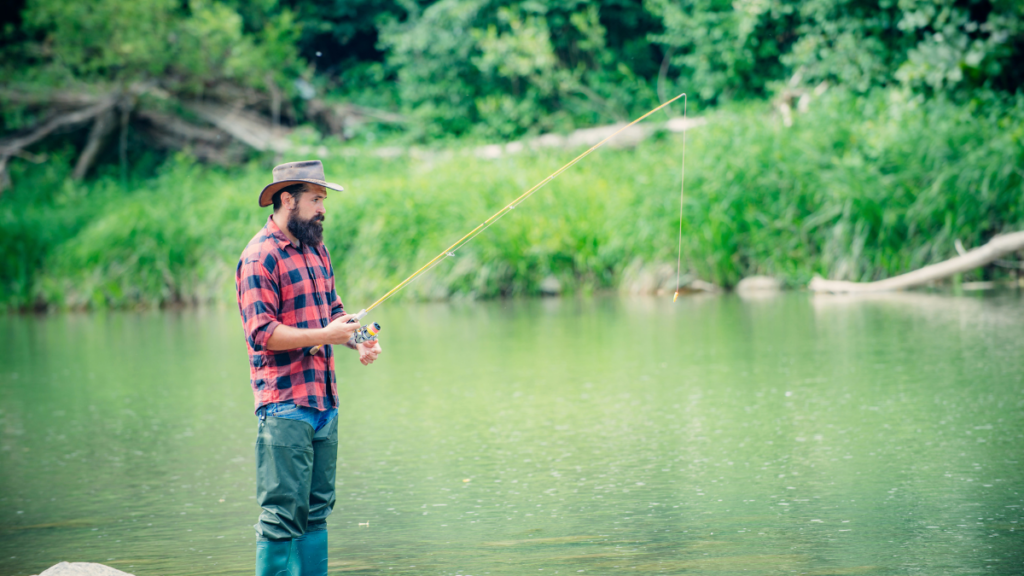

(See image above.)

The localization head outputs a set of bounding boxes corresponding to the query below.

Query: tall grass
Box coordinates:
[2,89,1022,310]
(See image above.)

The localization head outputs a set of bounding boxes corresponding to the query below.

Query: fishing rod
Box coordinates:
[310,92,688,355]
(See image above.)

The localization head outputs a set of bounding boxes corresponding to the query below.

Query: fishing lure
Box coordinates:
[310,92,689,354]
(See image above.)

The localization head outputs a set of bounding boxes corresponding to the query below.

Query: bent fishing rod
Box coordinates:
[310,92,688,355]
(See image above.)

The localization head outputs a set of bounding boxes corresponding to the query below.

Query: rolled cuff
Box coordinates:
[254,320,282,350]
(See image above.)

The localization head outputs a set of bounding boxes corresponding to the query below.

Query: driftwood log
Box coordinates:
[0,83,407,193]
[809,230,1024,293]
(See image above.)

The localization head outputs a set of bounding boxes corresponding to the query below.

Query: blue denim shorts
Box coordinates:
[258,402,338,432]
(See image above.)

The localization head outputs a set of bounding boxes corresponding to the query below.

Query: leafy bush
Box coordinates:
[3,89,1021,310]
[4,0,1022,144]
[4,0,306,98]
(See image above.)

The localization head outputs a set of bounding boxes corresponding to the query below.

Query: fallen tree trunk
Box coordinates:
[0,88,107,108]
[0,81,312,190]
[809,230,1024,293]
[184,101,293,152]
[135,110,227,143]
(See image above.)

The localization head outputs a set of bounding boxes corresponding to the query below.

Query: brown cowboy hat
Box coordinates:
[258,160,344,207]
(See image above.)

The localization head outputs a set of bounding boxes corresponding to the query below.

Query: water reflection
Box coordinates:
[1,293,1022,575]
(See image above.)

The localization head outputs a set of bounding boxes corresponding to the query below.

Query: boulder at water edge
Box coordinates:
[34,562,134,576]
[736,275,782,294]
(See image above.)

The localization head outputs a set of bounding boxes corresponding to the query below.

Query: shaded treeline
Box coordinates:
[1,0,1022,187]
[2,90,1021,310]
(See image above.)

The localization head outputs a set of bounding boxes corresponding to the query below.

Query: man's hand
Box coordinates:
[356,339,382,366]
[321,314,362,345]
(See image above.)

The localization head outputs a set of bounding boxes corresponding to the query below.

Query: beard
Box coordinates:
[287,205,324,246]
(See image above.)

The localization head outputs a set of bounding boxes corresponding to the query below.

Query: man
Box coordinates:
[236,160,382,576]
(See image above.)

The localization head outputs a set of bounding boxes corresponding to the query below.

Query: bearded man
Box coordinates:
[236,160,382,576]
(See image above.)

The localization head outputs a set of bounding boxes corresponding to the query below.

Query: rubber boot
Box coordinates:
[256,539,293,576]
[288,530,328,576]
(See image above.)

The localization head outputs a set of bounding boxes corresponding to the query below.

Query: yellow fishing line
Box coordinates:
[364,92,689,315]
[312,92,689,354]
[673,94,688,303]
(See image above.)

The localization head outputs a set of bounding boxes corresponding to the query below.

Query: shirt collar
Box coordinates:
[265,215,300,251]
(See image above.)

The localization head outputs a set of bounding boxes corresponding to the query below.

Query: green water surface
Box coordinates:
[1,293,1022,575]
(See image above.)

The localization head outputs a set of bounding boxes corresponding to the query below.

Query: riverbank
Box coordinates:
[2,89,1022,311]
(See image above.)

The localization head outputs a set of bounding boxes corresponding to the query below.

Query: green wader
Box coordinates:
[255,414,338,575]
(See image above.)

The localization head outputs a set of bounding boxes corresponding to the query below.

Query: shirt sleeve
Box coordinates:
[236,257,281,352]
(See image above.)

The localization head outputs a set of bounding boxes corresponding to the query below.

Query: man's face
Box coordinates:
[287,185,327,246]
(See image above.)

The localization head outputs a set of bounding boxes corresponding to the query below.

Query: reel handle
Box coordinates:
[308,309,374,356]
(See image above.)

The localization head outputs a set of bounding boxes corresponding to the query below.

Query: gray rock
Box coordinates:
[735,276,782,293]
[688,279,722,293]
[36,562,134,576]
[539,276,562,295]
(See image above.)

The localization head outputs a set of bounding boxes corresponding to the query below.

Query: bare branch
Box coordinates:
[0,98,117,156]
[0,82,157,109]
[73,108,118,180]
[13,150,48,163]
[0,97,118,193]
[0,156,10,193]
[0,88,106,108]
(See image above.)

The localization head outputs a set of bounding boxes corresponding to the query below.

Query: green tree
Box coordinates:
[7,0,305,95]
[647,0,1024,102]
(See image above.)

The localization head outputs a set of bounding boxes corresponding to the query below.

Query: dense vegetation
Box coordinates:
[1,0,1022,309]
[2,0,1021,140]
[2,90,1021,310]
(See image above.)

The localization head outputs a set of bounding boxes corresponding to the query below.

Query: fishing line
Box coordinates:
[674,94,687,302]
[310,92,688,355]
[366,91,689,313]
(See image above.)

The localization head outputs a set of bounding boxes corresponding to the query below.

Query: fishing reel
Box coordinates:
[351,322,381,344]
[308,309,380,355]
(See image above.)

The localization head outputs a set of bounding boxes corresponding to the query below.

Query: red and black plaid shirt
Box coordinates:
[236,216,347,413]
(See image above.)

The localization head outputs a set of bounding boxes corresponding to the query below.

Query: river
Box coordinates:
[1,293,1022,575]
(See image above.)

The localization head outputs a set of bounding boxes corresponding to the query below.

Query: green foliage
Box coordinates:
[630,89,1024,286]
[645,0,792,101]
[7,0,306,95]
[20,0,180,80]
[377,0,663,138]
[894,0,1024,93]
[3,0,1022,313]
[369,0,1023,135]
[4,0,1022,141]
[649,0,1024,103]
[3,90,1021,310]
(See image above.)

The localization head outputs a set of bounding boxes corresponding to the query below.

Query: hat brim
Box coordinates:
[259,179,345,207]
